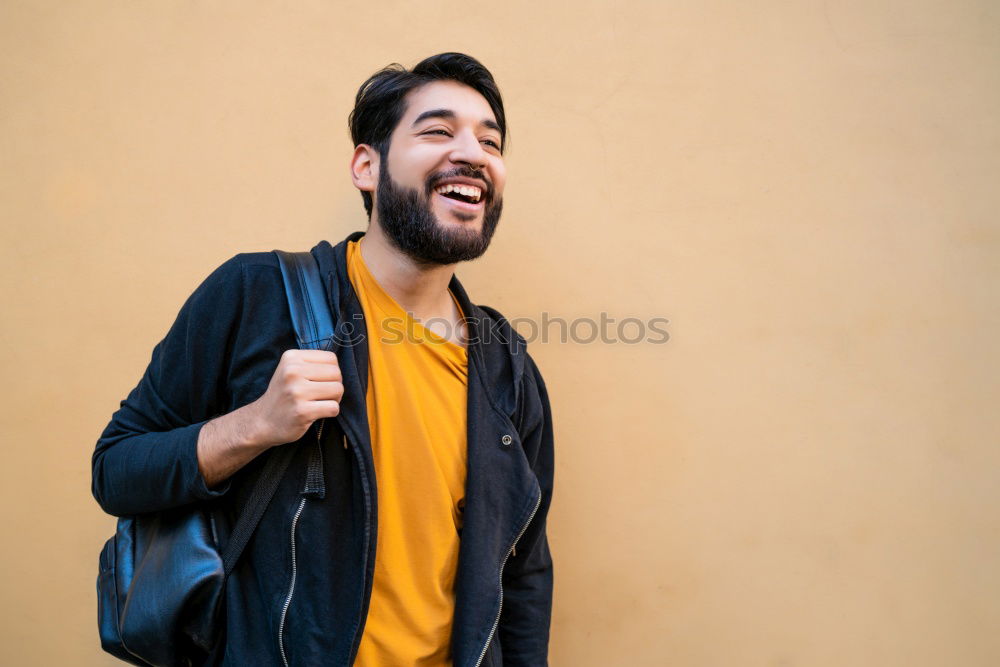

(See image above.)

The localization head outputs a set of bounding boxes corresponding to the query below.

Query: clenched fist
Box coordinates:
[196,349,343,488]
[248,349,344,447]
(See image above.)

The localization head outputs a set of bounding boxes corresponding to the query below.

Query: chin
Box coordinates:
[437,211,481,228]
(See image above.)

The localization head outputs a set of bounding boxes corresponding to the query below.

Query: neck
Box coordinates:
[357,222,460,324]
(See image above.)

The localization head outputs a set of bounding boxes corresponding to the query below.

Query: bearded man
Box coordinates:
[92,52,555,666]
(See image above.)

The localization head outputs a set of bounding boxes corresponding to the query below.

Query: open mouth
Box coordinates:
[434,183,484,205]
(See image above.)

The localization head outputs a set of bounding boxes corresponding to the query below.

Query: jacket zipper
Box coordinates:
[473,491,542,667]
[278,497,306,667]
[278,420,325,667]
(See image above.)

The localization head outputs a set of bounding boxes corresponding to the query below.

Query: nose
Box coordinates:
[449,128,489,171]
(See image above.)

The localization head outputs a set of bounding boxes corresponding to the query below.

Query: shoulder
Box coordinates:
[185,251,285,307]
[187,251,277,290]
[173,250,299,404]
[174,250,292,345]
[468,302,527,353]
[204,251,281,283]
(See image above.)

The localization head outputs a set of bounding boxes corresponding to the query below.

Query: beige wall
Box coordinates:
[2,1,998,665]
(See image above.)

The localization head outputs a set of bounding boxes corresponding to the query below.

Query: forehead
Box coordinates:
[399,80,498,127]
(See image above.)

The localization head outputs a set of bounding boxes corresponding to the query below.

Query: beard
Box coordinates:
[374,160,503,266]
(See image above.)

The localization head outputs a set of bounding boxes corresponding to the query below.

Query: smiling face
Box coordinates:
[371,80,507,265]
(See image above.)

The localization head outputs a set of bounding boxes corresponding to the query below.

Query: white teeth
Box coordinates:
[435,183,482,202]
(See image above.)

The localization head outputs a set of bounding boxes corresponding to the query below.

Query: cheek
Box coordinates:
[491,178,507,200]
[489,166,507,197]
[387,145,439,180]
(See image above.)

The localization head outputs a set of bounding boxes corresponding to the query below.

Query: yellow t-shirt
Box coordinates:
[347,240,468,666]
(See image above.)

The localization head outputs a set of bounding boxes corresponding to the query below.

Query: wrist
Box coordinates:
[233,400,274,452]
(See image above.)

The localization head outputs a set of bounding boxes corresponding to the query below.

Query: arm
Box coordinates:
[91,256,343,516]
[91,256,247,516]
[196,349,343,488]
[498,352,555,665]
[195,402,273,489]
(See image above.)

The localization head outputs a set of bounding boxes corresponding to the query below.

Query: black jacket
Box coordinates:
[92,231,554,666]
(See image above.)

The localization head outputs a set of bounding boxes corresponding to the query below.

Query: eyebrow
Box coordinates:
[411,108,502,134]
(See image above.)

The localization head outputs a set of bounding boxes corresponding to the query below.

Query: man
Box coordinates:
[92,52,554,666]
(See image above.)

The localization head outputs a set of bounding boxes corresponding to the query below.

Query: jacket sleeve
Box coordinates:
[498,352,555,665]
[91,255,247,517]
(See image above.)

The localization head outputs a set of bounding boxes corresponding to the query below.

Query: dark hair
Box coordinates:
[348,52,507,218]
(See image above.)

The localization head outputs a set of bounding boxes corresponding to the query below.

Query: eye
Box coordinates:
[482,139,500,149]
[421,129,451,137]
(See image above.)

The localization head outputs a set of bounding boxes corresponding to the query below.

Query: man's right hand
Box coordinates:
[248,349,344,448]
[196,349,344,488]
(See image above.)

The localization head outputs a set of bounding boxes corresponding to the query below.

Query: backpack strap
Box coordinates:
[219,250,336,577]
[274,250,338,350]
[220,445,296,577]
[274,250,336,500]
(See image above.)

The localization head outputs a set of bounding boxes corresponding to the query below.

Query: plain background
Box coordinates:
[2,1,998,665]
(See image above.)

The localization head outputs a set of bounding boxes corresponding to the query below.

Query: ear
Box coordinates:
[350,145,379,193]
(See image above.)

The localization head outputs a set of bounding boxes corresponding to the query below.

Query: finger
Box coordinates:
[304,400,340,419]
[301,363,342,383]
[301,381,344,400]
[282,349,339,365]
